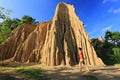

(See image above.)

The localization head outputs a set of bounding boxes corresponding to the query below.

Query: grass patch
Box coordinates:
[0,63,9,67]
[0,57,2,60]
[82,75,97,80]
[15,67,50,80]
[0,67,5,71]
[0,75,16,80]
[114,63,120,66]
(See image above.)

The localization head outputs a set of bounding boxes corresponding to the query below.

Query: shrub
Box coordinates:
[112,48,120,63]
[15,68,49,80]
[82,75,97,80]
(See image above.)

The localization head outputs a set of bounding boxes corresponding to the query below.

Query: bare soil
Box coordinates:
[0,60,120,80]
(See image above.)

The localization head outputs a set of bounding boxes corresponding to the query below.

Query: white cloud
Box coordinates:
[113,8,120,13]
[89,31,94,35]
[101,25,113,33]
[108,8,113,13]
[88,28,98,35]
[108,8,120,14]
[102,0,118,4]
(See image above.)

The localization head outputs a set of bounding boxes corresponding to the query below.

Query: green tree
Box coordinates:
[112,48,120,63]
[0,8,38,44]
[0,7,12,20]
[0,26,11,43]
[0,7,12,44]
[1,18,20,30]
[105,31,120,47]
[19,15,36,25]
[10,18,21,30]
[102,30,120,65]
[0,15,37,44]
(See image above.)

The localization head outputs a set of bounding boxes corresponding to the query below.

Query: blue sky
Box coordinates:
[0,0,120,38]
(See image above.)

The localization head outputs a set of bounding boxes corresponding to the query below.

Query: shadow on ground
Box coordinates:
[43,65,120,80]
[0,61,120,80]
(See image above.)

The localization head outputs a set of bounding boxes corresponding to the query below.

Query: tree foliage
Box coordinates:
[1,18,21,30]
[92,30,120,65]
[100,31,120,65]
[0,15,37,44]
[0,7,38,44]
[19,15,36,25]
[0,7,12,20]
[112,48,120,63]
[0,26,11,43]
[105,31,120,47]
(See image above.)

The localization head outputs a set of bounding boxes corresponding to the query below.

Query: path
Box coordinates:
[0,61,120,80]
[41,65,120,80]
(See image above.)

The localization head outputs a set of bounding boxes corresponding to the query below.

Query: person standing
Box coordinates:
[78,47,89,72]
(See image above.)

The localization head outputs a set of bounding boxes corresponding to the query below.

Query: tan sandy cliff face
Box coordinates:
[0,3,105,66]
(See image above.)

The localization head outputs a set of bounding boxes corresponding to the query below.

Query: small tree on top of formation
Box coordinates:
[19,15,36,25]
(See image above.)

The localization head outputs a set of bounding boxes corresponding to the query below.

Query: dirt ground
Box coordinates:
[39,64,120,80]
[0,61,120,80]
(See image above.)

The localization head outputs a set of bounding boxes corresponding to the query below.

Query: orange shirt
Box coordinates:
[79,50,84,60]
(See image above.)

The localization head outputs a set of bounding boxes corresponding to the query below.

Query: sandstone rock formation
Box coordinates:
[91,36,105,60]
[91,36,104,48]
[98,36,104,43]
[0,3,105,66]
